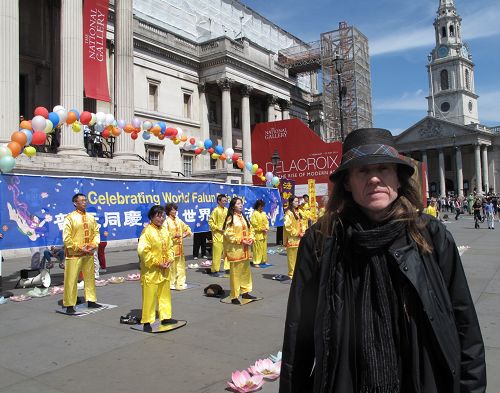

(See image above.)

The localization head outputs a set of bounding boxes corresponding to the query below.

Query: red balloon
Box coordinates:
[34,106,49,119]
[80,111,92,125]
[189,137,196,145]
[165,127,177,137]
[194,148,202,155]
[31,131,47,145]
[231,153,239,162]
[208,148,214,154]
[256,168,263,176]
[101,129,111,139]
[158,134,165,140]
[131,132,138,140]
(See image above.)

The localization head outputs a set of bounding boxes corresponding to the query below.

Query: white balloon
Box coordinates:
[96,112,106,123]
[176,127,183,138]
[31,115,47,132]
[104,113,115,125]
[225,148,234,157]
[56,109,67,124]
[143,121,153,130]
[89,113,97,126]
[53,105,65,113]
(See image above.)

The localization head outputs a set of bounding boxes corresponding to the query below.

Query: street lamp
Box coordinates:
[333,51,345,141]
[271,149,280,172]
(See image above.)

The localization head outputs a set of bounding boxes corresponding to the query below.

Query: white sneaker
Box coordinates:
[77,281,84,290]
[193,257,198,260]
[170,284,176,290]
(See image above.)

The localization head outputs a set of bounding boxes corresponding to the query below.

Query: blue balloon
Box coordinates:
[20,129,33,146]
[245,162,253,171]
[95,123,105,133]
[204,139,213,149]
[158,122,167,134]
[215,145,224,155]
[142,132,151,140]
[69,109,80,120]
[48,112,59,127]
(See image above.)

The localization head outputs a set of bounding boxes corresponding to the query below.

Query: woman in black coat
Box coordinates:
[279,128,486,393]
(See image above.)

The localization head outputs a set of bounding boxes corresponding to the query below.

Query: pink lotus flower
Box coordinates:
[227,370,264,393]
[248,359,281,380]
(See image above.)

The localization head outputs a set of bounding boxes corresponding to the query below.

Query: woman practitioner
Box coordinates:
[250,199,269,267]
[284,195,304,279]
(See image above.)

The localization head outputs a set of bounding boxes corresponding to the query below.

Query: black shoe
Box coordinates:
[143,323,152,332]
[225,270,230,275]
[161,318,178,325]
[87,301,103,309]
[66,306,76,314]
[241,293,257,300]
[231,298,241,305]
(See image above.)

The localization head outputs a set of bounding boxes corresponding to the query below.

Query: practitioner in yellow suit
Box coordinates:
[138,205,176,332]
[164,203,192,290]
[299,194,311,228]
[250,199,269,267]
[63,193,101,314]
[209,194,228,277]
[284,195,305,279]
[224,197,256,304]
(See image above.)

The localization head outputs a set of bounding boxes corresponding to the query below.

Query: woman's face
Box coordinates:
[151,213,166,227]
[291,198,299,209]
[346,163,400,220]
[234,199,243,213]
[169,208,177,218]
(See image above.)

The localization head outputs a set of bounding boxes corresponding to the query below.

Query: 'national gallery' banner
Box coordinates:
[83,0,110,102]
[0,175,283,250]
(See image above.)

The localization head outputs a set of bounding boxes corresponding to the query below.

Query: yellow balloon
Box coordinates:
[260,176,266,181]
[251,164,258,174]
[24,146,36,157]
[44,120,54,134]
[72,122,81,132]
[211,153,219,160]
[173,139,181,145]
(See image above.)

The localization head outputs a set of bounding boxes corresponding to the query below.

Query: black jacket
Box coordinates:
[279,216,486,393]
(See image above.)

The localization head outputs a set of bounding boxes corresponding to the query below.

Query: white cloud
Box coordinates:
[374,90,427,111]
[478,91,500,124]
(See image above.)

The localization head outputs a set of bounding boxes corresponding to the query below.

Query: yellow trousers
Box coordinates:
[211,241,229,273]
[230,260,252,299]
[141,280,172,324]
[252,239,267,264]
[63,255,97,307]
[287,247,298,278]
[170,255,186,289]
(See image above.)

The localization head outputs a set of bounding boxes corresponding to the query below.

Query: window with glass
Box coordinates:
[183,93,192,118]
[148,149,161,167]
[183,154,193,177]
[440,69,449,90]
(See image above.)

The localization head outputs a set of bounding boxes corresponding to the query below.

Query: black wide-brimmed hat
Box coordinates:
[329,128,415,181]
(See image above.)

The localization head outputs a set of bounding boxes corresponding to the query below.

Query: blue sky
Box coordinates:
[241,0,500,134]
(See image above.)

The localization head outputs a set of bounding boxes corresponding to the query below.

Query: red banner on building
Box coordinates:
[251,119,342,195]
[83,0,110,102]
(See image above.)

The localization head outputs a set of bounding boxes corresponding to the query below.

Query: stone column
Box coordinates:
[267,95,277,121]
[197,82,210,170]
[422,150,429,198]
[455,146,463,197]
[58,0,87,156]
[281,100,291,120]
[113,0,137,160]
[241,85,253,184]
[482,145,489,193]
[438,149,446,197]
[489,157,496,193]
[0,1,19,142]
[474,143,483,194]
[217,77,233,151]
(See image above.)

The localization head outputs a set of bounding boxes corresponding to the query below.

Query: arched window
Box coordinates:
[465,69,471,90]
[441,26,447,38]
[440,69,449,90]
[449,25,455,37]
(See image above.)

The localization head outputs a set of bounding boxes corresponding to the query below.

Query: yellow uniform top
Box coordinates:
[250,210,269,241]
[63,210,100,259]
[318,207,326,218]
[164,216,192,257]
[424,205,438,218]
[284,209,304,248]
[224,213,255,263]
[209,206,228,243]
[138,223,175,284]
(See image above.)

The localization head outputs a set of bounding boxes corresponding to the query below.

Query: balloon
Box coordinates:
[204,139,213,149]
[132,117,141,128]
[194,148,203,155]
[142,132,151,140]
[231,153,239,162]
[219,153,227,161]
[89,113,97,126]
[52,105,65,113]
[225,148,234,157]
[226,157,233,164]
[69,109,80,120]
[20,129,32,145]
[256,168,263,176]
[131,132,138,140]
[151,126,161,136]
[266,180,272,188]
[260,176,266,182]
[265,172,274,181]
[197,141,204,149]
[251,164,258,174]
[101,129,111,138]
[66,111,77,124]
[95,112,106,123]
[105,113,115,125]
[142,121,152,130]
[47,112,60,128]
[117,119,126,129]
[24,146,36,157]
[7,142,22,158]
[165,127,176,137]
[176,127,183,138]
[31,115,46,132]
[189,137,196,145]
[245,162,253,171]
[207,148,214,154]
[95,122,105,133]
[72,122,81,132]
[80,111,92,125]
[44,120,54,134]
[215,145,224,155]
[0,145,12,158]
[272,176,280,186]
[158,122,167,134]
[237,159,245,169]
[124,124,134,133]
[158,134,165,140]
[211,153,219,159]
[19,120,32,130]
[11,131,28,147]
[173,138,181,145]
[31,131,47,145]
[55,109,67,124]
[34,106,49,119]
[0,155,16,173]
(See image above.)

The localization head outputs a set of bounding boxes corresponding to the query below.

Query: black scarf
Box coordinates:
[348,219,405,393]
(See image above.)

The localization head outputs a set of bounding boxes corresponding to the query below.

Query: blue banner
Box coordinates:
[0,174,284,250]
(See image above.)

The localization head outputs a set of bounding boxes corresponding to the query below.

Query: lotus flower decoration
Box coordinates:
[125,273,141,281]
[269,351,282,363]
[227,370,264,393]
[248,359,281,380]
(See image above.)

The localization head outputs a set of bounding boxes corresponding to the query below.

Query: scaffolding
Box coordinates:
[278,22,373,142]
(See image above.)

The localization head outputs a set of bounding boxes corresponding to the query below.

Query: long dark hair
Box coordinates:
[287,195,302,221]
[223,197,250,229]
[319,166,432,253]
[253,199,265,210]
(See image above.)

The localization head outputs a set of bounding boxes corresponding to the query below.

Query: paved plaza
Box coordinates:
[0,215,499,393]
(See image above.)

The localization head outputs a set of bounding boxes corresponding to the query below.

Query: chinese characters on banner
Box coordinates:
[279,178,295,207]
[308,179,317,222]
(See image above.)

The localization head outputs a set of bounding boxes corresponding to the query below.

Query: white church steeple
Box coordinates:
[427,0,479,125]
